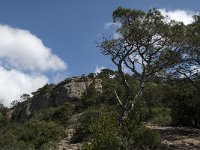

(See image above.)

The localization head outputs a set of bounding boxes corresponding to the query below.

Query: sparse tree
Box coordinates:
[99,7,184,123]
[10,94,30,107]
[20,94,30,102]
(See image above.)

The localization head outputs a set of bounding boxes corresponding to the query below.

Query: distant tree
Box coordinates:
[98,7,184,123]
[10,100,20,108]
[10,94,30,108]
[20,94,30,102]
[97,68,115,79]
[88,73,95,79]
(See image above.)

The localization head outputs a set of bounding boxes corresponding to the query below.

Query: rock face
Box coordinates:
[11,77,102,121]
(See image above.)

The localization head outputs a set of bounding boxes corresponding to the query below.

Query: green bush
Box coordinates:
[84,109,161,150]
[0,119,65,149]
[70,106,110,143]
[85,111,119,150]
[21,120,65,149]
[119,119,161,150]
[130,126,161,149]
[32,102,74,126]
[171,96,200,128]
[82,83,99,108]
[52,103,74,126]
[148,107,172,126]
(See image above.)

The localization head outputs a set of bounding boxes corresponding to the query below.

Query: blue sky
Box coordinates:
[1,0,199,76]
[0,0,199,106]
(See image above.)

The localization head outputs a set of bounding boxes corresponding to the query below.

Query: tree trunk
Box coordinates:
[119,84,144,125]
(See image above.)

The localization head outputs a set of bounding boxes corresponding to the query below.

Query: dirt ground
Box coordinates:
[58,125,200,150]
[147,125,200,150]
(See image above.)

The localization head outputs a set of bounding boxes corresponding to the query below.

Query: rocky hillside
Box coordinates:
[1,69,200,149]
[10,76,102,121]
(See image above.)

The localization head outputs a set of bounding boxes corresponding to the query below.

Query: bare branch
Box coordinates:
[113,89,124,107]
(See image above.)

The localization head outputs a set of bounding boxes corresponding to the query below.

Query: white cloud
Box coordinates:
[158,9,197,25]
[0,24,68,107]
[104,22,122,39]
[104,22,121,29]
[0,66,48,107]
[95,65,105,74]
[0,24,67,71]
[113,32,122,39]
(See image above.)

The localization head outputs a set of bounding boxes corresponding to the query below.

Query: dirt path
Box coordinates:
[58,125,200,150]
[147,125,200,150]
[58,129,83,150]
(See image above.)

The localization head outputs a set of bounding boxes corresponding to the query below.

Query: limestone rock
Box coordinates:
[10,76,102,121]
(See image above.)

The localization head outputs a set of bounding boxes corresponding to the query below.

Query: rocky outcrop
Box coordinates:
[10,76,102,121]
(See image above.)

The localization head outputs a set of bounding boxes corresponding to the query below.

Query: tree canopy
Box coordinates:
[98,7,199,123]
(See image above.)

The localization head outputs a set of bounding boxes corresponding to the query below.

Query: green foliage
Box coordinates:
[0,119,65,149]
[21,120,64,149]
[0,103,75,149]
[0,105,9,129]
[96,69,115,79]
[171,93,200,127]
[71,106,115,143]
[120,119,161,150]
[32,102,74,126]
[86,110,119,150]
[147,107,172,126]
[32,84,55,96]
[165,81,200,128]
[82,83,99,108]
[98,77,124,106]
[52,103,74,126]
[84,110,161,150]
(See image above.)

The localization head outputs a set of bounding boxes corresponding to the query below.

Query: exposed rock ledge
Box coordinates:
[10,76,102,121]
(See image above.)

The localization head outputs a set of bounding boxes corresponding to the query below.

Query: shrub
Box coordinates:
[85,110,119,150]
[32,102,74,126]
[70,106,108,143]
[0,119,65,149]
[119,119,161,150]
[20,120,65,149]
[170,93,200,128]
[84,111,161,150]
[148,107,172,126]
[52,103,74,126]
[82,83,99,108]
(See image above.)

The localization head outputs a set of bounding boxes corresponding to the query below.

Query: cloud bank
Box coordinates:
[158,9,198,25]
[0,24,67,107]
[0,67,48,107]
[0,25,66,71]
